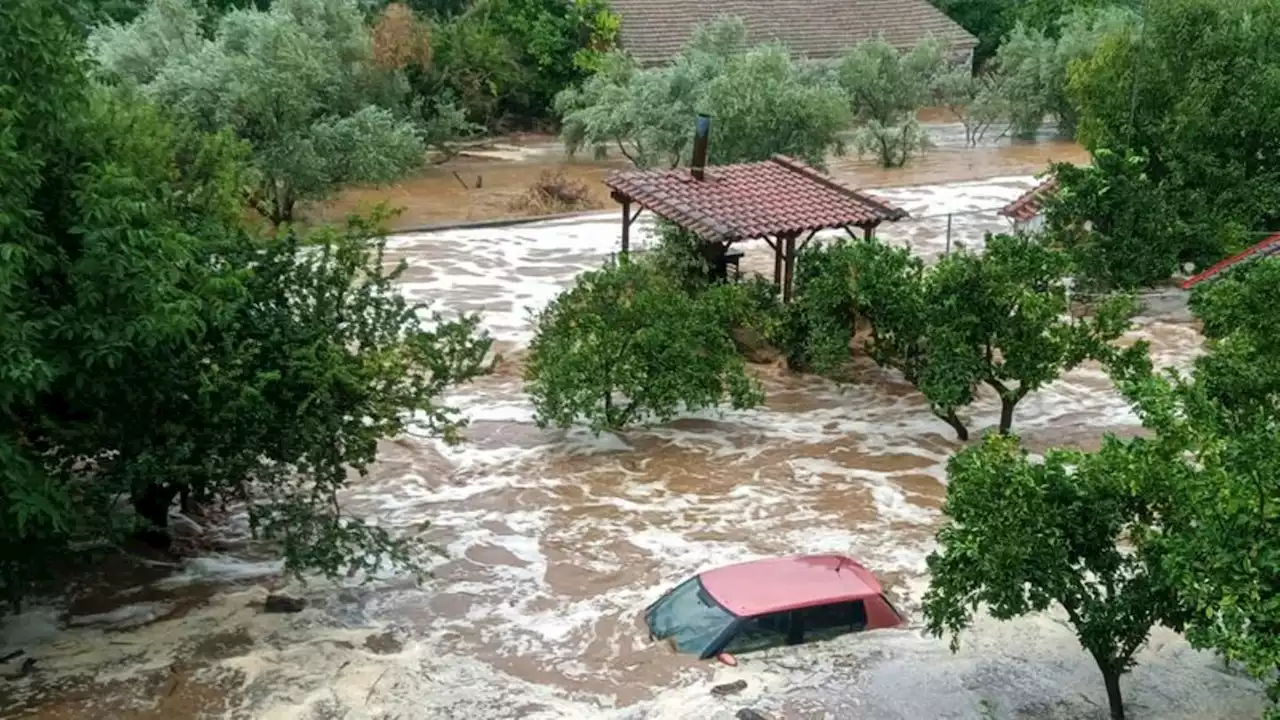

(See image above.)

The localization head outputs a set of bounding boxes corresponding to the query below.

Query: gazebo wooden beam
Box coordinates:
[611,190,644,258]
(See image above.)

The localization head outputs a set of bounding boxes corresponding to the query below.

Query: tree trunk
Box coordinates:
[998,396,1017,435]
[1097,660,1126,720]
[132,484,179,551]
[938,410,969,441]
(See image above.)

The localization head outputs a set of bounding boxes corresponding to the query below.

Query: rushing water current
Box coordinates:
[0,169,1269,719]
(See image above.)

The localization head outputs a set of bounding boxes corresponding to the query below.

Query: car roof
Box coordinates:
[698,554,885,618]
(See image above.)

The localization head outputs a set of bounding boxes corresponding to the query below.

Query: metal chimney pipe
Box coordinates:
[691,114,711,180]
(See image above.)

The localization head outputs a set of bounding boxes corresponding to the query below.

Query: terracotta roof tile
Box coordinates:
[606,155,908,241]
[1181,233,1280,289]
[611,0,978,66]
[999,176,1059,222]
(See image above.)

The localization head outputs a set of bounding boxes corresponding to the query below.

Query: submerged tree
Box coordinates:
[836,38,953,167]
[788,236,1133,439]
[556,17,849,169]
[90,0,469,224]
[1,0,491,608]
[923,434,1183,720]
[524,259,763,432]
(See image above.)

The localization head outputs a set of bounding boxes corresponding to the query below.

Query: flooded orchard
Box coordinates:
[1,144,1269,720]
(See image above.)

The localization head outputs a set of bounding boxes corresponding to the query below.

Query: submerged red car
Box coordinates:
[644,554,904,661]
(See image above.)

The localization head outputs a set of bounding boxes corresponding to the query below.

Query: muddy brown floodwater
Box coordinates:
[308,117,1091,229]
[0,122,1268,720]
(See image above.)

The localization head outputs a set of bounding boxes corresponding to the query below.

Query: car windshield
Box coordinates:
[644,576,738,657]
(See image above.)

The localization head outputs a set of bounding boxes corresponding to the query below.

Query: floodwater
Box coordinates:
[310,118,1090,229]
[0,128,1268,720]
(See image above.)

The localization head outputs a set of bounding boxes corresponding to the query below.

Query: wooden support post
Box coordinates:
[620,198,632,260]
[773,235,783,287]
[863,224,873,241]
[782,233,798,303]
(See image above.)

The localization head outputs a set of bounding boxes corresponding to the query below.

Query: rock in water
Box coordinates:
[736,710,770,720]
[263,594,307,614]
[710,679,748,697]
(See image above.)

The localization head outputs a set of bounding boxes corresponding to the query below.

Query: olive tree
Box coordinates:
[524,259,763,432]
[991,7,1139,139]
[556,17,849,169]
[91,0,464,224]
[923,433,1184,720]
[835,38,954,168]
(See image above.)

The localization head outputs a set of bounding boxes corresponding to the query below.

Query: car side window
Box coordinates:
[800,600,867,641]
[722,610,792,654]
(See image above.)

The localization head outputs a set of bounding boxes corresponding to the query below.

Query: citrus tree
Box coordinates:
[923,433,1183,720]
[787,235,1134,439]
[524,259,763,432]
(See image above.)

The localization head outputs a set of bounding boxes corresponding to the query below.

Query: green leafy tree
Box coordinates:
[836,38,952,168]
[2,0,491,608]
[91,0,453,225]
[929,0,1018,68]
[1042,150,1182,290]
[557,17,849,169]
[789,236,1134,439]
[523,260,763,432]
[1067,0,1280,271]
[936,69,1008,147]
[1112,260,1280,712]
[923,433,1184,720]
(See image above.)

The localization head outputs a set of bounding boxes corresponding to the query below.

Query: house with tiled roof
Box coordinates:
[609,0,979,67]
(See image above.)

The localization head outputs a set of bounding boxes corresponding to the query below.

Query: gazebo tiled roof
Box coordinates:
[999,176,1059,222]
[604,154,909,242]
[1181,233,1280,290]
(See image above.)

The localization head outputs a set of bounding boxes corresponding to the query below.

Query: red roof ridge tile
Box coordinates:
[1181,232,1280,290]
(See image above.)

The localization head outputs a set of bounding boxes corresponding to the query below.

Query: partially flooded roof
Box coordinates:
[700,554,883,617]
[998,175,1059,222]
[1182,233,1280,289]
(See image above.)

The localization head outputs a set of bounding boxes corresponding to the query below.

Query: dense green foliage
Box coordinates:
[557,18,850,169]
[1065,0,1280,280]
[91,0,442,225]
[923,433,1182,720]
[416,0,618,129]
[1113,260,1280,712]
[989,7,1139,139]
[523,259,763,432]
[1042,150,1181,290]
[1,0,490,608]
[929,0,1136,68]
[785,235,1133,439]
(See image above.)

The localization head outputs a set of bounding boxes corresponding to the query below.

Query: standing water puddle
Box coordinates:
[0,175,1265,720]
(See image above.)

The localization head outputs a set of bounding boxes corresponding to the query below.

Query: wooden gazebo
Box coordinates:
[604,153,909,301]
